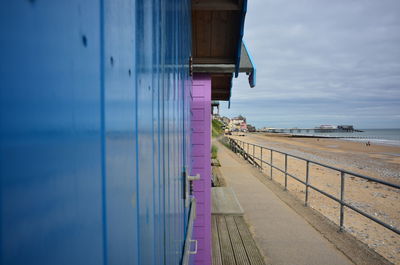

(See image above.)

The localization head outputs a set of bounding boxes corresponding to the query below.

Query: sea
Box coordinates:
[292,128,400,147]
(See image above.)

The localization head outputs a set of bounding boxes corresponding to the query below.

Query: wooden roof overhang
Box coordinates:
[192,0,255,101]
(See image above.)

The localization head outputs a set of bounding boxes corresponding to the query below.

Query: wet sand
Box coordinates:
[230,133,400,264]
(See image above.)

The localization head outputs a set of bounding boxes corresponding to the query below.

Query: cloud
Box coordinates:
[221,0,400,128]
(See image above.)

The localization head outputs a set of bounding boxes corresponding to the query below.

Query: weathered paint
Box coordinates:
[191,74,212,264]
[0,1,192,265]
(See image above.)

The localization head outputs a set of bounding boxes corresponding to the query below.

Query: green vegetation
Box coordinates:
[219,136,230,149]
[211,144,218,159]
[212,119,224,137]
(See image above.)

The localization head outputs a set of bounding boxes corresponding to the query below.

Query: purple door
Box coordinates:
[191,74,211,264]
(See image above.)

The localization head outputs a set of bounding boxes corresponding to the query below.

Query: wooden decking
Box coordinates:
[212,187,265,265]
[212,215,266,265]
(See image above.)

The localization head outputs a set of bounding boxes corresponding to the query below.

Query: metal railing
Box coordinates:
[227,137,400,235]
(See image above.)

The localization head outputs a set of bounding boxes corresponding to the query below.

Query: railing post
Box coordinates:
[284,154,288,191]
[260,146,263,170]
[253,144,255,166]
[340,171,345,231]
[305,161,309,206]
[270,150,273,180]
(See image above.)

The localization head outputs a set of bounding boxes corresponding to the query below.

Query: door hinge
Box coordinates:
[189,56,193,76]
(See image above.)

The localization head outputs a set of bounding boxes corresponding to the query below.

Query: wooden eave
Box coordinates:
[192,0,243,65]
[192,0,245,101]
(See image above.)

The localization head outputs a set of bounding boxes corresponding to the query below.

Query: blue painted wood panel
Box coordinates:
[0,0,192,264]
[104,1,138,264]
[0,1,104,264]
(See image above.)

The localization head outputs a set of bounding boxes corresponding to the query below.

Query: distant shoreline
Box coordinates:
[257,129,400,147]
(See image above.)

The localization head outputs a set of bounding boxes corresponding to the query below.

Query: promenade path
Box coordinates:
[215,141,355,265]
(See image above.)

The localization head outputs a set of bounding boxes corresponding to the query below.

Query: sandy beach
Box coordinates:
[230,133,400,264]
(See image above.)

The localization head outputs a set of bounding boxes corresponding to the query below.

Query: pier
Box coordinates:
[261,126,362,134]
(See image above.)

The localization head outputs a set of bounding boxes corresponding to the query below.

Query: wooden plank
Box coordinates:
[211,75,231,90]
[225,216,251,265]
[234,216,266,265]
[193,11,212,57]
[228,12,241,50]
[193,58,235,64]
[211,11,230,58]
[212,187,244,215]
[192,11,197,57]
[212,95,230,101]
[217,216,237,265]
[212,216,223,265]
[192,0,241,11]
[211,11,240,59]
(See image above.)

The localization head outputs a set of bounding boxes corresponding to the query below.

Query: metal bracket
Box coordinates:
[188,174,200,181]
[185,171,200,207]
[189,239,198,255]
[189,56,193,76]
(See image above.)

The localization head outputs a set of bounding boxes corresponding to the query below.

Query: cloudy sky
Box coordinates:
[220,0,400,129]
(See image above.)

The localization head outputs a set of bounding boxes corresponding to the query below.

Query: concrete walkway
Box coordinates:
[215,141,354,265]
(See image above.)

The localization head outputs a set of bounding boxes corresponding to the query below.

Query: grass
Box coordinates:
[212,119,224,138]
[211,144,218,159]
